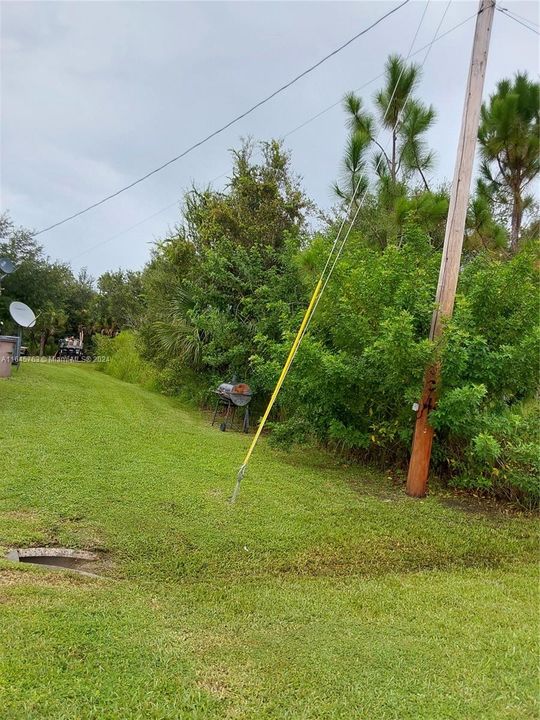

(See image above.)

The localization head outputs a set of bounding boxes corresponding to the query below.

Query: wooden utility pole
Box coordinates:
[406,0,496,497]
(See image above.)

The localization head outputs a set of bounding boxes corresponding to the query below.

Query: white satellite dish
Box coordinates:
[9,301,36,328]
[0,258,15,276]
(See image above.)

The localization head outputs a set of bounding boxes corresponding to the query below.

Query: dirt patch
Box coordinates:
[436,493,529,519]
[197,669,231,700]
[0,509,42,521]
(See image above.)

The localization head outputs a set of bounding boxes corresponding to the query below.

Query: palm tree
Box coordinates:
[478,73,539,252]
[152,288,205,369]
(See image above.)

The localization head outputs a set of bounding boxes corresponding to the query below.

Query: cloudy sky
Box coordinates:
[1,1,538,277]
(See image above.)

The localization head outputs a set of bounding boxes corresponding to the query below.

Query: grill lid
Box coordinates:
[216,382,253,406]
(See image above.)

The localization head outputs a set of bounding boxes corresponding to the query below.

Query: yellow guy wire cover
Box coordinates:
[230,278,323,502]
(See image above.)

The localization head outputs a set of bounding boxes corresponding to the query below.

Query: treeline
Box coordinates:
[0,214,145,354]
[4,62,539,504]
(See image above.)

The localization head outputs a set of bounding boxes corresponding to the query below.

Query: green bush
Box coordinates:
[252,231,540,505]
[154,358,212,407]
[441,403,540,508]
[94,332,213,406]
[112,223,539,505]
[472,433,502,464]
[93,332,158,390]
[251,224,440,465]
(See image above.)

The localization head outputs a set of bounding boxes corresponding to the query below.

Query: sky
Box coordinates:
[1,0,538,278]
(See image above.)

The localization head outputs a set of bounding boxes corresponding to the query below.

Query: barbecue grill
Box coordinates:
[212,381,253,432]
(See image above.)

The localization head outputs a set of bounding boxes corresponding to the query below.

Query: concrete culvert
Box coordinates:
[5,548,105,578]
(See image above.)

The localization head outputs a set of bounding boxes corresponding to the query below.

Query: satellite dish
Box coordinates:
[0,258,15,276]
[9,301,36,328]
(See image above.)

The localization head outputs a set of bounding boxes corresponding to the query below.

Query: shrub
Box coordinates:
[154,359,212,407]
[442,403,540,508]
[93,332,158,390]
[126,157,540,506]
[252,230,539,505]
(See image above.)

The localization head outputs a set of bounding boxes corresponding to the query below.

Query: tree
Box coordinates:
[465,188,508,254]
[34,304,68,356]
[335,55,436,204]
[373,55,435,187]
[141,139,312,380]
[478,73,539,252]
[94,270,145,334]
[0,212,98,351]
[333,94,372,208]
[0,212,42,264]
[65,269,96,341]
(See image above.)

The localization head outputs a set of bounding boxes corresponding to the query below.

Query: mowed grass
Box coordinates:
[0,363,537,719]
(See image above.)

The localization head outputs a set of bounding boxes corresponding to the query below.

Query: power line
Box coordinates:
[282,7,479,141]
[498,6,539,28]
[68,7,478,264]
[294,0,454,360]
[33,0,411,238]
[67,201,179,264]
[67,170,229,263]
[497,7,540,34]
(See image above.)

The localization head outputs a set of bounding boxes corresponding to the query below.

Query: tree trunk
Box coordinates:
[510,191,522,252]
[39,332,47,357]
[391,130,397,185]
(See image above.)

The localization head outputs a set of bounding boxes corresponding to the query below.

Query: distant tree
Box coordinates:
[94,270,145,334]
[0,212,41,264]
[478,73,539,252]
[34,304,68,356]
[0,212,97,351]
[65,268,96,341]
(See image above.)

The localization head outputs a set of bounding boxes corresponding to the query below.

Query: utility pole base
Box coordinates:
[406,364,438,498]
[406,423,434,497]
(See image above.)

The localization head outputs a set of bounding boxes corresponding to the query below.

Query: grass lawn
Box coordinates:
[0,363,538,719]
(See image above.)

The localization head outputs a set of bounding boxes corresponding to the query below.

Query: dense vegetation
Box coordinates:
[2,62,538,504]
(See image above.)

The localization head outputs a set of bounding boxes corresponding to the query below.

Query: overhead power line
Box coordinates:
[497,6,540,34]
[33,0,411,237]
[68,6,478,264]
[67,172,229,263]
[282,5,479,141]
[67,200,179,264]
[498,6,539,28]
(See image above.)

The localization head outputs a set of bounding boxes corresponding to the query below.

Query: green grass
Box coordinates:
[0,363,538,719]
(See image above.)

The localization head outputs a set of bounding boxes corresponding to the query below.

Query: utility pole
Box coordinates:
[406,0,496,497]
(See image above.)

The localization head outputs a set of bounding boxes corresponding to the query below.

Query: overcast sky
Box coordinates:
[1,1,538,277]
